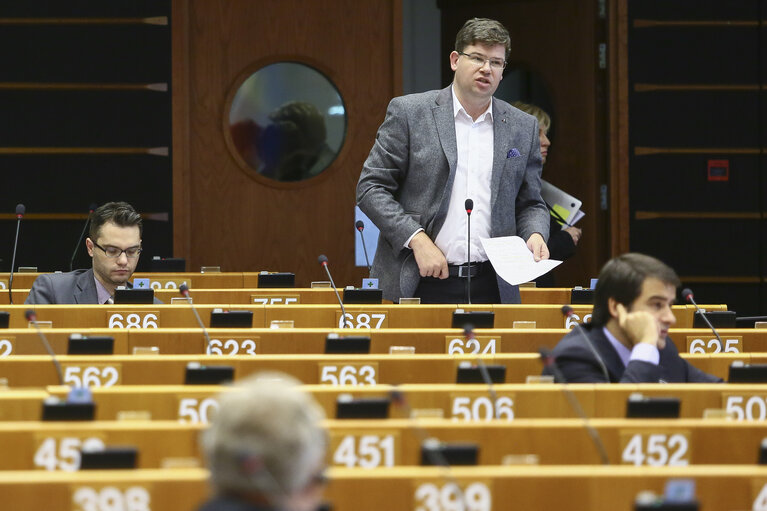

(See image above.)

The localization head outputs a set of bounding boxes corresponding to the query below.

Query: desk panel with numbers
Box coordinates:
[0,352,752,388]
[0,353,546,387]
[0,328,566,356]
[1,327,765,358]
[2,465,767,511]
[0,468,208,510]
[36,382,767,423]
[324,418,767,467]
[0,421,203,470]
[3,272,573,301]
[5,303,727,329]
[0,418,762,471]
[151,287,576,306]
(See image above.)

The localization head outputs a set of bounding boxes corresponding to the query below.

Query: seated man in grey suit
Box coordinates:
[26,201,156,305]
[356,17,550,304]
[544,253,721,383]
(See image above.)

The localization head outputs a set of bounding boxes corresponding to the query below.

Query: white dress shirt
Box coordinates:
[431,85,494,264]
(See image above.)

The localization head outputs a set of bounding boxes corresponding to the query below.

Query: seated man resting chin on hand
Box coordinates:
[544,252,722,383]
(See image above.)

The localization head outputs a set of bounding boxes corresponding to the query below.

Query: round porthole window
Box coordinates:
[226,62,347,184]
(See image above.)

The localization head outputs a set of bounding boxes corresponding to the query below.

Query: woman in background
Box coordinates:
[513,102,582,287]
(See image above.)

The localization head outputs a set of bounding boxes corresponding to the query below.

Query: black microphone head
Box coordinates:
[681,288,693,302]
[464,199,473,213]
[389,387,405,407]
[561,305,574,317]
[15,203,25,217]
[538,347,553,360]
[355,220,364,231]
[462,323,475,336]
[318,254,328,265]
[25,309,36,321]
[179,284,189,295]
[88,203,98,213]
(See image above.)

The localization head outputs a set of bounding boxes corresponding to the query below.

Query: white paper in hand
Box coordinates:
[480,236,561,285]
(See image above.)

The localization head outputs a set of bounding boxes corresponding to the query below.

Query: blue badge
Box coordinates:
[362,278,379,290]
[133,278,150,290]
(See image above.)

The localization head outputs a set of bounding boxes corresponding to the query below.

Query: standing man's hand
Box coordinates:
[564,226,582,245]
[616,303,665,349]
[526,233,549,261]
[409,232,449,279]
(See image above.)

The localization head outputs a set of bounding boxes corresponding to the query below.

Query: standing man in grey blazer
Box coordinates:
[357,17,550,303]
[26,201,152,304]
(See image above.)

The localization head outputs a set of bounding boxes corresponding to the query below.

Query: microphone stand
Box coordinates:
[465,199,473,305]
[356,221,372,273]
[9,204,25,305]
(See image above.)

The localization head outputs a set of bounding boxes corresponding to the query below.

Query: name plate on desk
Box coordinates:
[722,393,767,421]
[319,362,378,386]
[449,391,515,421]
[686,335,742,354]
[619,429,691,466]
[0,335,14,357]
[413,480,493,511]
[149,278,189,290]
[336,311,388,329]
[206,336,259,356]
[251,294,299,305]
[107,311,160,329]
[330,430,400,468]
[445,335,499,355]
[62,363,122,388]
[33,433,105,471]
[71,484,152,511]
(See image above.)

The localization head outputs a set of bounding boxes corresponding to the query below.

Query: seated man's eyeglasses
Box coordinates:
[93,242,142,259]
[458,52,506,70]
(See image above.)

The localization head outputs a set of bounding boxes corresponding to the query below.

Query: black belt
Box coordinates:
[447,261,493,278]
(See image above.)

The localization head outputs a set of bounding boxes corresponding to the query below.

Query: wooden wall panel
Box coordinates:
[172,0,400,287]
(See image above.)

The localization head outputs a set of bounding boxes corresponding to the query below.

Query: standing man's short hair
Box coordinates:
[455,17,511,59]
[89,202,143,240]
[202,372,327,501]
[591,253,681,327]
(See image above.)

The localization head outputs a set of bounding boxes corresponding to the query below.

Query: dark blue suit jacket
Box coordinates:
[544,323,722,383]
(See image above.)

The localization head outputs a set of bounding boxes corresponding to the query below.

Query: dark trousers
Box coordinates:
[413,264,501,304]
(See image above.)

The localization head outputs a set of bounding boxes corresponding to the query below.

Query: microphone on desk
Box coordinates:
[355,220,372,273]
[318,254,346,329]
[464,199,473,304]
[538,347,610,464]
[8,204,25,305]
[179,284,212,352]
[69,203,97,271]
[682,288,724,346]
[561,305,610,383]
[25,309,64,386]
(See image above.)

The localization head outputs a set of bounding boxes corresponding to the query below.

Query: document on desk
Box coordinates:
[480,236,562,285]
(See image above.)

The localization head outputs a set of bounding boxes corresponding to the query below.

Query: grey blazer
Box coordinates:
[25,268,162,305]
[356,86,550,302]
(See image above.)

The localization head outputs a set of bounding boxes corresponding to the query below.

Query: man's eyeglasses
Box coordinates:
[93,241,142,259]
[458,51,506,70]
